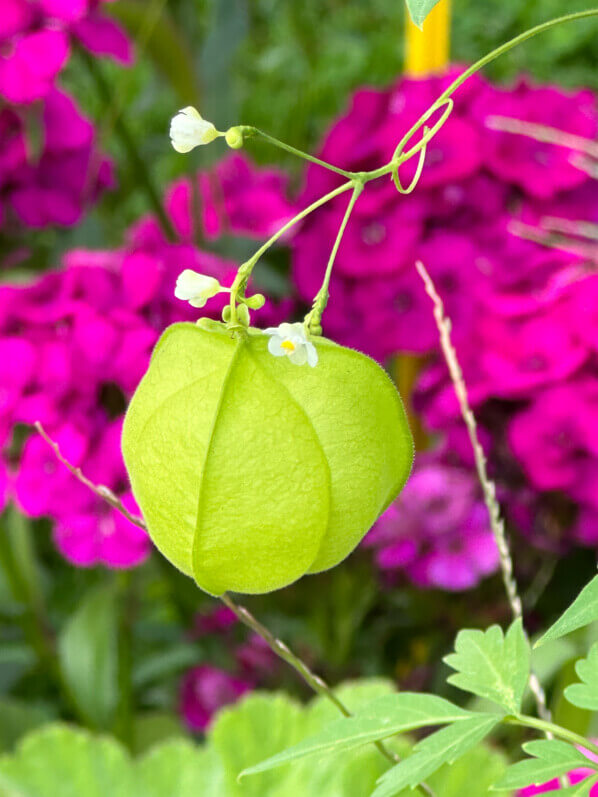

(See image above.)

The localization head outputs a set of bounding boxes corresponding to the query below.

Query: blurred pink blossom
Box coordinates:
[365,461,499,591]
[180,665,252,732]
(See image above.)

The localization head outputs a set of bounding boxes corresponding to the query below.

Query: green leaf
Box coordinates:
[0,724,133,797]
[429,743,508,797]
[0,683,508,797]
[372,714,501,797]
[210,692,308,796]
[405,0,443,29]
[137,740,225,797]
[130,712,186,755]
[57,586,119,728]
[537,575,598,647]
[240,693,472,778]
[492,739,597,790]
[565,643,598,711]
[558,774,598,796]
[132,644,200,688]
[444,620,530,713]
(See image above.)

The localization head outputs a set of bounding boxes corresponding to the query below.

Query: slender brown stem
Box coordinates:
[485,115,598,160]
[34,422,437,793]
[415,261,551,725]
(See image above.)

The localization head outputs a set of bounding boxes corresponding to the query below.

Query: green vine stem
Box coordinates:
[509,715,598,760]
[305,181,363,335]
[235,126,356,179]
[33,422,437,795]
[227,180,355,324]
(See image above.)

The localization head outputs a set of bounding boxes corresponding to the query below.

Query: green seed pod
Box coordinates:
[224,126,244,149]
[122,322,413,595]
[244,293,266,310]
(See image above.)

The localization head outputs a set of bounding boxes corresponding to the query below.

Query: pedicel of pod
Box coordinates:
[122,321,413,595]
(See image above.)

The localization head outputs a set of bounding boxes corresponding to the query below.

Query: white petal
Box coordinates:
[267,335,286,357]
[276,322,297,338]
[289,345,308,366]
[306,343,318,367]
[263,327,280,337]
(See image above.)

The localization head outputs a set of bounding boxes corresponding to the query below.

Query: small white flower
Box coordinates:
[174,270,221,308]
[170,107,219,153]
[263,322,318,367]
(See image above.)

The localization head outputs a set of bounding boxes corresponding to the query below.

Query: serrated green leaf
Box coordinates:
[444,620,530,713]
[372,714,501,797]
[57,586,118,729]
[429,743,508,797]
[0,683,509,797]
[137,740,225,797]
[210,692,308,796]
[405,0,442,29]
[240,693,472,778]
[537,576,598,647]
[492,739,597,790]
[0,724,133,797]
[565,643,598,711]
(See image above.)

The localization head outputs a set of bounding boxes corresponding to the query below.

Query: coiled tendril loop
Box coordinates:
[391,97,454,195]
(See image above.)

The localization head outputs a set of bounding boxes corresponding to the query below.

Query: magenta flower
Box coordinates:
[1,90,113,229]
[235,634,278,680]
[0,29,69,104]
[473,309,588,399]
[366,460,499,591]
[71,3,133,65]
[13,423,91,519]
[54,492,149,568]
[472,79,596,199]
[193,607,237,637]
[179,665,252,733]
[508,381,598,492]
[0,1,131,106]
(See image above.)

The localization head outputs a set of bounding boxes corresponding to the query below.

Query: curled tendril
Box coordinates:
[392,127,429,194]
[390,97,454,195]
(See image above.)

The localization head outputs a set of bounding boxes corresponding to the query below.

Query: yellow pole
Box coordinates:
[405,0,451,75]
[397,0,451,449]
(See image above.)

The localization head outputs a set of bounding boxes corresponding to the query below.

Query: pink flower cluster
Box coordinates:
[1,154,294,568]
[293,69,598,582]
[180,606,278,732]
[365,457,499,591]
[0,0,132,104]
[0,0,131,229]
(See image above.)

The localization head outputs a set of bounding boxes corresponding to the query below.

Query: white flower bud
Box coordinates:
[169,107,219,153]
[174,270,222,308]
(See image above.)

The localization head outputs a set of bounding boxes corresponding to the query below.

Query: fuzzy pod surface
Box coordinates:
[122,322,413,595]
